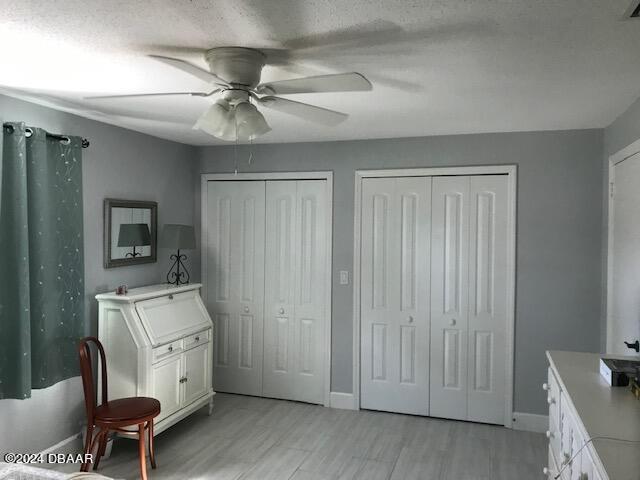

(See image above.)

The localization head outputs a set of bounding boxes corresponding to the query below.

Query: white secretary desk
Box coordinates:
[96,283,215,438]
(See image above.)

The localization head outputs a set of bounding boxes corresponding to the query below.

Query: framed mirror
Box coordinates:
[104,198,157,268]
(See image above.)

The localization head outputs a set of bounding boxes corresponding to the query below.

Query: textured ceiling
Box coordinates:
[1,0,639,145]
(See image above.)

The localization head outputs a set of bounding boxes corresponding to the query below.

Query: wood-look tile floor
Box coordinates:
[54,393,546,480]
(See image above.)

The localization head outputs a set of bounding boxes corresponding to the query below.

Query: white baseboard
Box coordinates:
[329,392,357,410]
[38,432,82,455]
[512,412,548,433]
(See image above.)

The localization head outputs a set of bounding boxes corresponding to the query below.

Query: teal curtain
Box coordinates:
[0,122,85,400]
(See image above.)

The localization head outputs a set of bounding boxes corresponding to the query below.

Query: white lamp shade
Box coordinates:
[235,102,271,140]
[194,99,233,137]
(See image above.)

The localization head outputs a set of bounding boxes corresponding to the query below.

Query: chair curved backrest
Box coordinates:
[78,337,108,424]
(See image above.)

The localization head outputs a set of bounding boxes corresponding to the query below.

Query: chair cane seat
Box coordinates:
[95,397,160,423]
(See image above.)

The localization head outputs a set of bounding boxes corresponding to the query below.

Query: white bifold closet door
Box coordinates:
[430,175,508,424]
[263,180,327,404]
[207,180,265,397]
[360,177,431,415]
[206,179,327,405]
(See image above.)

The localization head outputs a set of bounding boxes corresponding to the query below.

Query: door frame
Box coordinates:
[201,171,334,407]
[352,165,517,427]
[606,138,640,353]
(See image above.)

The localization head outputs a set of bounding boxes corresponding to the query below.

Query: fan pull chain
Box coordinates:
[234,116,239,175]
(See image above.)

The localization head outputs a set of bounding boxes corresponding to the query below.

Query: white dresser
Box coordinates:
[96,283,215,437]
[544,351,640,480]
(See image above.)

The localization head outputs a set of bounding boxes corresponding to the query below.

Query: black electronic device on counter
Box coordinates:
[599,357,640,386]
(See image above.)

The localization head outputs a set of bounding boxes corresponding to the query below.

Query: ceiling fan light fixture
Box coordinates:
[235,101,271,140]
[193,98,232,137]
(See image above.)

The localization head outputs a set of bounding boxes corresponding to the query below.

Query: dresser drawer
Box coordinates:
[546,445,560,479]
[548,409,562,463]
[153,339,184,363]
[184,329,209,350]
[546,367,561,425]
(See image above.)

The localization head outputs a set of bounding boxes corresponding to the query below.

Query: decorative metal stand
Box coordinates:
[166,249,190,285]
[125,246,142,258]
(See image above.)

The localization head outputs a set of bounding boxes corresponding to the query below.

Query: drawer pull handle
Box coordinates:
[279,308,285,315]
[179,377,187,384]
[450,319,456,326]
[195,336,200,342]
[547,395,555,405]
[168,294,174,300]
[542,382,549,391]
[244,306,250,313]
[545,430,554,439]
[168,345,173,352]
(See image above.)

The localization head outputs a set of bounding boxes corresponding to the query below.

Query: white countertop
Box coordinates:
[95,283,202,302]
[546,350,640,480]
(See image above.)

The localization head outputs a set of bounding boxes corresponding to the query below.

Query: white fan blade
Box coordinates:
[86,90,219,100]
[257,96,347,126]
[149,55,229,87]
[0,86,192,124]
[255,72,371,95]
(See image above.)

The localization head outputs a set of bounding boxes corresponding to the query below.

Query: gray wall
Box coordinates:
[195,129,604,415]
[0,94,196,454]
[601,94,640,351]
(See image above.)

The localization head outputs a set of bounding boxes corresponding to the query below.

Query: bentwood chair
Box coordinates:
[78,337,161,480]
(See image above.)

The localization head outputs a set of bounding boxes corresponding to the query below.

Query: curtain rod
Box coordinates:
[3,123,90,148]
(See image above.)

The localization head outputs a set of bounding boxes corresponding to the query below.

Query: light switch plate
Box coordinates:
[339,270,349,285]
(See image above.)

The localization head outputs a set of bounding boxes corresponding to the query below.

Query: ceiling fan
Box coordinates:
[87,47,372,141]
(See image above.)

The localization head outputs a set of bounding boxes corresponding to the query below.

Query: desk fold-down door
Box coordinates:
[136,290,211,346]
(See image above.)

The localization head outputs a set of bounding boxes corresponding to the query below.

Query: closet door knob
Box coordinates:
[279,308,285,315]
[450,319,457,326]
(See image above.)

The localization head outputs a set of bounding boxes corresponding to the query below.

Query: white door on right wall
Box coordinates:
[609,151,640,354]
[430,175,509,424]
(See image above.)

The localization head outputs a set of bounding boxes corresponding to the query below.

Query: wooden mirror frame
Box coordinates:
[103,198,158,268]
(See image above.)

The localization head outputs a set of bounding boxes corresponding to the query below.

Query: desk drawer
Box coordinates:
[153,339,183,362]
[184,330,209,350]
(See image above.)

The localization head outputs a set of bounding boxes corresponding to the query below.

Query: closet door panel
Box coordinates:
[361,177,430,415]
[361,178,398,410]
[263,181,297,400]
[207,181,265,396]
[467,175,509,424]
[263,180,327,404]
[430,176,470,421]
[293,180,327,404]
